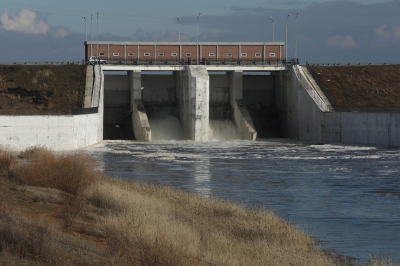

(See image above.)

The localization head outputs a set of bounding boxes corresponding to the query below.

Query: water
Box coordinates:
[85,139,400,263]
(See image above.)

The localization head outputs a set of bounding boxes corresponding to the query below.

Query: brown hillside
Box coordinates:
[0,65,86,115]
[307,65,400,112]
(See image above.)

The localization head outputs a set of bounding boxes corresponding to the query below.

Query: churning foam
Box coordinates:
[208,120,240,141]
[149,115,185,141]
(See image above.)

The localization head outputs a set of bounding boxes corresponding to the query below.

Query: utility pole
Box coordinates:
[295,12,299,61]
[177,17,180,43]
[197,12,201,65]
[285,14,290,61]
[270,17,274,42]
[84,17,87,42]
[97,12,99,57]
[90,13,93,57]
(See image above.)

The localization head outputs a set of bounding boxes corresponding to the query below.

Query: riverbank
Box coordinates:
[0,147,392,265]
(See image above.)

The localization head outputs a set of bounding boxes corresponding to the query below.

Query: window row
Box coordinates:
[98,52,276,57]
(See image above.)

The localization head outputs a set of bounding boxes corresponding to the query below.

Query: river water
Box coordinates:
[85,139,400,263]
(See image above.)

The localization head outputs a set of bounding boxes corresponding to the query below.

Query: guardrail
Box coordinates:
[306,61,400,67]
[0,61,85,65]
[90,57,298,67]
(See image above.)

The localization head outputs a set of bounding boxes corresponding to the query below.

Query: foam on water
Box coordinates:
[149,116,186,141]
[209,120,240,140]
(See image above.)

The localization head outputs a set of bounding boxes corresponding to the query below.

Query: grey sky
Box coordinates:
[0,0,399,63]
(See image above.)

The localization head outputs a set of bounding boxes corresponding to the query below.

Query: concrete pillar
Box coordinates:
[229,70,243,104]
[177,66,209,141]
[129,70,142,100]
[229,70,257,140]
[129,70,151,141]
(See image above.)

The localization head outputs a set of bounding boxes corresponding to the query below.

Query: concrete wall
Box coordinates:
[279,65,400,147]
[209,75,229,105]
[142,75,176,104]
[0,65,104,151]
[243,75,274,105]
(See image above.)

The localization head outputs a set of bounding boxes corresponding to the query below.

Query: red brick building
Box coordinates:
[85,42,285,63]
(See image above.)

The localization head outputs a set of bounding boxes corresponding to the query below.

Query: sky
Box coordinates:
[0,0,399,64]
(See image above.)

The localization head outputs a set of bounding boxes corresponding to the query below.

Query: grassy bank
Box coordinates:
[0,148,395,265]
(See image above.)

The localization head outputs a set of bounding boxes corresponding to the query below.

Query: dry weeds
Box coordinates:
[0,147,396,266]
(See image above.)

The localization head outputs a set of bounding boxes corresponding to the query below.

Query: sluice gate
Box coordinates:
[101,65,286,142]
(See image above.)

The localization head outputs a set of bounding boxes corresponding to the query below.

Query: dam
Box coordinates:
[0,41,399,150]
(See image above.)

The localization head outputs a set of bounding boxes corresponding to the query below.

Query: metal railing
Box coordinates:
[0,61,85,66]
[89,57,297,67]
[306,61,400,67]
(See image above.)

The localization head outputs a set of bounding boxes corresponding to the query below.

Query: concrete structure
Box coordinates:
[277,65,400,147]
[0,65,104,151]
[85,42,285,64]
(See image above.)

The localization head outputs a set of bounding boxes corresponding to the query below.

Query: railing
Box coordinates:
[306,61,399,67]
[90,57,297,67]
[293,65,333,112]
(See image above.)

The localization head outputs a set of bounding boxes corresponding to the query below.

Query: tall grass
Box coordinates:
[87,177,336,266]
[17,151,96,195]
[0,203,59,265]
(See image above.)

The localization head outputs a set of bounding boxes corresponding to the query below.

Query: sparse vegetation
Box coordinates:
[0,147,397,265]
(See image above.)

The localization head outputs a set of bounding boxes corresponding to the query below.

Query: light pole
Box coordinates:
[97,12,99,57]
[90,13,93,57]
[285,14,290,61]
[177,17,181,43]
[84,17,87,42]
[270,17,274,42]
[197,12,201,65]
[295,12,299,62]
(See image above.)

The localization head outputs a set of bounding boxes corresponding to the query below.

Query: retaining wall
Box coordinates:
[278,65,400,147]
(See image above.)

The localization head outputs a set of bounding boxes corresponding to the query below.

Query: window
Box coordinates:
[269,53,276,57]
[158,53,164,56]
[227,53,233,57]
[255,53,261,57]
[113,53,119,56]
[144,53,150,56]
[186,53,192,57]
[209,53,215,57]
[241,53,247,57]
[128,53,134,56]
[99,52,105,56]
[171,53,178,56]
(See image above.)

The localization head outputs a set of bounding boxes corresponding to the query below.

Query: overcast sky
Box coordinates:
[0,0,399,63]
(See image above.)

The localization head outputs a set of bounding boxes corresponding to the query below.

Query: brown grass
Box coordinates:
[0,147,396,266]
[0,203,59,265]
[17,151,96,195]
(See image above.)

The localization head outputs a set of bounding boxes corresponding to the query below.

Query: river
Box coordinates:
[85,139,400,263]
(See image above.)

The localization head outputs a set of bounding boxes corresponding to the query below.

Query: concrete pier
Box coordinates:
[128,70,151,141]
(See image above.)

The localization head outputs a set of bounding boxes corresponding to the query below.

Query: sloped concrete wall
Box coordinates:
[279,65,400,147]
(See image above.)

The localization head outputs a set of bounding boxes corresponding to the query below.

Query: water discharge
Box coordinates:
[209,120,240,140]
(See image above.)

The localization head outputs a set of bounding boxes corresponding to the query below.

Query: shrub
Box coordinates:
[18,151,96,195]
[0,203,58,264]
[0,149,15,174]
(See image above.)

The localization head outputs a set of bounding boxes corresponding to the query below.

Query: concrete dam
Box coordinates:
[100,65,284,142]
[1,59,400,150]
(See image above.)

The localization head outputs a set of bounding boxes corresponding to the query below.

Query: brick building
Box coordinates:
[85,41,285,63]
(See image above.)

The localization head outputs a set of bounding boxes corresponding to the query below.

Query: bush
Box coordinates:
[0,203,58,264]
[18,151,96,195]
[0,149,15,175]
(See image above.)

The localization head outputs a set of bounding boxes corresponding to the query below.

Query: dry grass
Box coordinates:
[17,151,96,195]
[0,147,396,266]
[0,203,60,265]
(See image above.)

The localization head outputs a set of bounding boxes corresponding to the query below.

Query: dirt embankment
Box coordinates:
[307,65,400,112]
[0,65,86,115]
